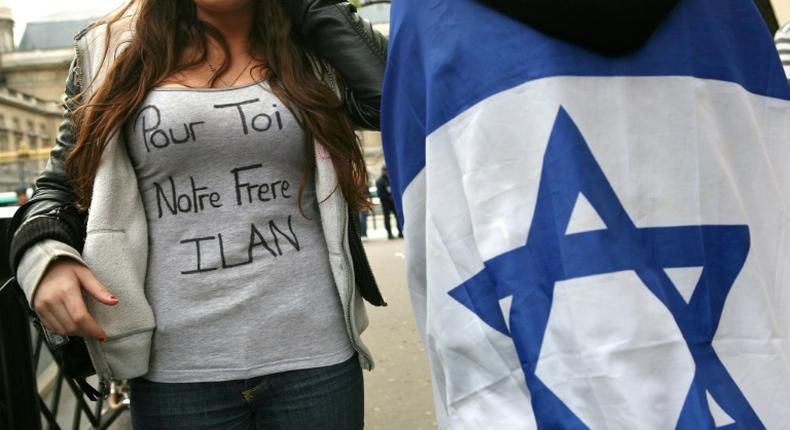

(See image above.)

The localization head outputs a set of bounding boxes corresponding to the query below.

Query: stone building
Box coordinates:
[4,18,91,102]
[0,1,92,192]
[0,86,61,191]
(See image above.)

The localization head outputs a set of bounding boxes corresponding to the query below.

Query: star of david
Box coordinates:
[449,107,763,429]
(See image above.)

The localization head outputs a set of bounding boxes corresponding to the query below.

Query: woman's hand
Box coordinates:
[33,259,119,341]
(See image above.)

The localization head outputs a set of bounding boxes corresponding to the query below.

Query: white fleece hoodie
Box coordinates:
[18,19,373,385]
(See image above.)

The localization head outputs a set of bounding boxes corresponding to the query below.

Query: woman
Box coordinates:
[8,0,386,428]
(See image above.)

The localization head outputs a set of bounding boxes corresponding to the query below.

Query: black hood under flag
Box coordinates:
[478,0,780,55]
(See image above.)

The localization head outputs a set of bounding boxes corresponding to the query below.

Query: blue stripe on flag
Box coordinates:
[382,0,790,217]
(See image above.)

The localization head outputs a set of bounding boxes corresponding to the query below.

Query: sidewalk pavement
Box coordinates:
[361,235,436,430]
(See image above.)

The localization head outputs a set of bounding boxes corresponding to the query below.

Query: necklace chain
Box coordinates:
[207,56,256,88]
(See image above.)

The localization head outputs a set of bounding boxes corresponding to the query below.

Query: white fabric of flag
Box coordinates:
[381,0,790,428]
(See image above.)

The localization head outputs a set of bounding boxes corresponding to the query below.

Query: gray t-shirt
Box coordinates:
[125,81,353,383]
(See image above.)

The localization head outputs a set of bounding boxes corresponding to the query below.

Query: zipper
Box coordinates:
[322,59,341,99]
[343,4,386,64]
[73,39,87,95]
[319,62,371,367]
[98,379,111,397]
[72,20,101,93]
[339,205,372,369]
[73,35,114,397]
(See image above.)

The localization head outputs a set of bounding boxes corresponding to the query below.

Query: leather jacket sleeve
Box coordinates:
[281,0,387,130]
[8,55,87,272]
[478,0,680,56]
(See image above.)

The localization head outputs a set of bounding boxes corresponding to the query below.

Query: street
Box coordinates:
[361,235,436,430]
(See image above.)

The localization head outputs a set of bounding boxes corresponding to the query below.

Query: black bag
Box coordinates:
[8,278,102,400]
[35,319,95,380]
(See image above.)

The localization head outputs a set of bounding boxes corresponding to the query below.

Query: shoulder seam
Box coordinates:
[74,20,106,41]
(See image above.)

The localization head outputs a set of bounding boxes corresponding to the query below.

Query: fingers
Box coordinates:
[76,266,119,306]
[51,300,76,331]
[37,291,109,340]
[33,260,116,340]
[38,307,67,335]
[63,290,107,341]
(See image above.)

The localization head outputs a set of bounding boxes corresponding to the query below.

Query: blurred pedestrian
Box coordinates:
[358,182,370,240]
[376,166,402,239]
[7,1,387,429]
[15,187,27,205]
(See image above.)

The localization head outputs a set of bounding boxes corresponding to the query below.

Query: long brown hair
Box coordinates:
[67,0,369,212]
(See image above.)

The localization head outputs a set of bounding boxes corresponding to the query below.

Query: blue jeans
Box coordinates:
[129,355,363,429]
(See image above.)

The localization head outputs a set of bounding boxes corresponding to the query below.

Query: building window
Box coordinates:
[26,120,36,150]
[0,115,6,152]
[0,130,8,153]
[12,118,23,148]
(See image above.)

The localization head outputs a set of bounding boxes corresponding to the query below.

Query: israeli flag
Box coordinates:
[381,0,790,428]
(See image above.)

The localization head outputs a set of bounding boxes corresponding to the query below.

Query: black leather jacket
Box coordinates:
[7,0,387,306]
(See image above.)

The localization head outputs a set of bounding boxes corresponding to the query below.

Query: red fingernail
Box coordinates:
[98,336,106,343]
[109,295,118,301]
